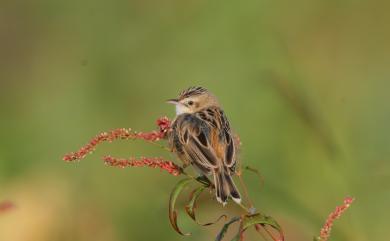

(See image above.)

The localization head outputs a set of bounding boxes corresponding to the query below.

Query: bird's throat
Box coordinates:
[175,104,189,115]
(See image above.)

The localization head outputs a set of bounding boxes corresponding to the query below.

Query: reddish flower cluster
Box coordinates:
[63,117,171,162]
[103,156,181,176]
[0,201,14,214]
[156,116,171,133]
[319,197,354,241]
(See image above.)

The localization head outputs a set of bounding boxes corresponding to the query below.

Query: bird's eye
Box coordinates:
[188,101,194,106]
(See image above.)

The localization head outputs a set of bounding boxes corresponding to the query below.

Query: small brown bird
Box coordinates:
[167,87,241,205]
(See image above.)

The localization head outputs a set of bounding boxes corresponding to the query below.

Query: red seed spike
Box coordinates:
[63,117,172,162]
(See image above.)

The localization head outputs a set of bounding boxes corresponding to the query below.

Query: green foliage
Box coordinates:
[168,178,193,236]
[215,217,241,241]
[185,185,227,226]
[184,186,205,222]
[241,213,282,234]
[168,172,284,241]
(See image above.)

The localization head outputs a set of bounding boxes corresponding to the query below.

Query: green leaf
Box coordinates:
[215,216,241,241]
[185,186,226,226]
[168,178,193,236]
[185,186,206,221]
[242,213,281,230]
[242,213,284,241]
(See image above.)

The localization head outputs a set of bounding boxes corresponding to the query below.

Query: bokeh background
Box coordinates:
[0,0,389,241]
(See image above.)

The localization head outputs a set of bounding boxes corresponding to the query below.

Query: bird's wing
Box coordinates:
[172,108,236,173]
[171,113,219,172]
[207,108,236,170]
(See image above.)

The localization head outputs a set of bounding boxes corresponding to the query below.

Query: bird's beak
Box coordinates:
[166,98,179,104]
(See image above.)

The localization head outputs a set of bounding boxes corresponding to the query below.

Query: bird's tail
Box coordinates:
[214,167,241,205]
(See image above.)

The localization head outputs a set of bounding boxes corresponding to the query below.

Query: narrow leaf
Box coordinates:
[215,216,241,241]
[242,213,284,241]
[185,186,206,221]
[168,178,193,236]
[242,213,282,230]
[185,186,226,226]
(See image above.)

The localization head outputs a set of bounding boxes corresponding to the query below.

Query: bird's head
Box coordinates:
[167,87,219,115]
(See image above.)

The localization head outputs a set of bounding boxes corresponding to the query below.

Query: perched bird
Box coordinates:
[167,87,241,205]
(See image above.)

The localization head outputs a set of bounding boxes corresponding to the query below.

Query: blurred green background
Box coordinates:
[0,0,389,241]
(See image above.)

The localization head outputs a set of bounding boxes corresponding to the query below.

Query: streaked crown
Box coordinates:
[168,86,219,115]
[177,86,208,100]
